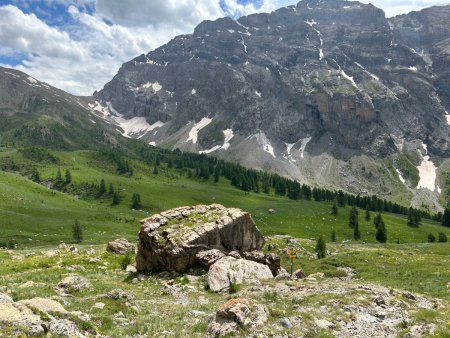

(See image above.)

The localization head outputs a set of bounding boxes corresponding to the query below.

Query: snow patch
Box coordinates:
[445,111,450,126]
[395,168,406,185]
[191,88,196,95]
[149,142,156,146]
[187,117,212,144]
[284,142,297,163]
[417,143,439,192]
[27,76,38,84]
[305,19,317,26]
[199,145,221,154]
[254,131,275,158]
[299,137,312,158]
[408,66,418,72]
[89,119,96,124]
[140,82,162,92]
[339,69,358,88]
[354,62,379,81]
[255,91,261,98]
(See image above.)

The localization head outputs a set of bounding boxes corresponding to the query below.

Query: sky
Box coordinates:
[0,0,448,95]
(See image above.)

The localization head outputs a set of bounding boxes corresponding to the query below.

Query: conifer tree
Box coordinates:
[442,208,450,227]
[315,236,326,259]
[112,192,120,205]
[331,229,336,242]
[30,168,40,183]
[65,169,72,184]
[109,183,114,195]
[131,193,142,209]
[427,233,436,242]
[153,166,159,175]
[99,179,106,195]
[353,222,361,240]
[375,219,387,243]
[365,204,371,221]
[55,169,63,185]
[374,212,382,228]
[331,200,338,216]
[349,206,358,229]
[72,220,83,243]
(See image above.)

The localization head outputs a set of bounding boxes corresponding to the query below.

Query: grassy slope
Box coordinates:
[1,148,450,248]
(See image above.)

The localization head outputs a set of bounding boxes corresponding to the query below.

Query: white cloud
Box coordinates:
[1,0,449,95]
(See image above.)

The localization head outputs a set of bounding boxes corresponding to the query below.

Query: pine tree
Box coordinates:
[443,208,450,227]
[55,169,63,186]
[109,183,114,195]
[427,233,436,242]
[65,169,72,184]
[331,229,336,242]
[131,193,142,209]
[315,236,326,259]
[349,206,359,229]
[99,179,106,195]
[213,167,220,183]
[365,204,371,221]
[30,168,40,183]
[153,166,159,175]
[331,200,338,216]
[375,219,387,243]
[353,222,361,241]
[374,212,382,228]
[72,220,83,243]
[407,207,416,227]
[112,192,120,205]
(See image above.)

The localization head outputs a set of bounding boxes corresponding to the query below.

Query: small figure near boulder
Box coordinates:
[106,238,135,255]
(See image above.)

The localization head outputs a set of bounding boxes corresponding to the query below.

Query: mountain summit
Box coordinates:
[87,0,450,211]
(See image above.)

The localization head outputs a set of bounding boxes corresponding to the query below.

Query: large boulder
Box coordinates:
[136,204,265,272]
[207,256,273,292]
[242,251,281,276]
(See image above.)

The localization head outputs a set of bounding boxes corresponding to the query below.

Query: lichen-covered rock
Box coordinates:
[207,256,273,292]
[206,298,268,337]
[106,238,135,254]
[17,298,67,315]
[136,204,265,272]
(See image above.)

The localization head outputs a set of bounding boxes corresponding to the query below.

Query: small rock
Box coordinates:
[126,265,137,273]
[57,276,91,293]
[83,247,96,255]
[106,238,135,254]
[49,319,85,338]
[42,250,59,257]
[69,246,78,254]
[227,251,242,259]
[189,310,206,317]
[279,317,293,328]
[291,269,306,279]
[17,298,67,315]
[58,243,68,251]
[0,292,13,303]
[18,281,45,289]
[106,289,134,301]
[309,272,325,279]
[92,302,105,310]
[374,296,386,306]
[88,257,101,263]
[315,319,335,329]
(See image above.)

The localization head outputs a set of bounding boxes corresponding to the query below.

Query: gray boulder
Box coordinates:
[106,238,135,254]
[207,256,273,292]
[136,204,265,273]
[196,249,226,268]
[242,251,281,276]
[0,292,13,304]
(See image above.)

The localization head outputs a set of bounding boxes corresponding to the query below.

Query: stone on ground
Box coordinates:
[106,238,135,254]
[207,256,273,292]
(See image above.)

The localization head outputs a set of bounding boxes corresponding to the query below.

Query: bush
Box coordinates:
[427,233,436,243]
[438,232,448,243]
[121,250,134,270]
[229,282,241,294]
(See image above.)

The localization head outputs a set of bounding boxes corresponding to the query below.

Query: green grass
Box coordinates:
[1,148,449,249]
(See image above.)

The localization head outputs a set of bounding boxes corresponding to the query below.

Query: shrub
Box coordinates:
[72,220,83,243]
[438,232,448,243]
[121,250,134,270]
[427,233,436,243]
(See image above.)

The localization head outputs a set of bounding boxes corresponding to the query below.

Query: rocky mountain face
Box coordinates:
[0,67,122,150]
[81,1,450,209]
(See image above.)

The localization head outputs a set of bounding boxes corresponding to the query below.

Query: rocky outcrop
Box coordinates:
[206,298,269,338]
[136,204,265,273]
[106,238,135,254]
[207,256,274,292]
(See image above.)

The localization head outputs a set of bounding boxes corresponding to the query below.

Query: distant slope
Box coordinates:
[0,67,124,150]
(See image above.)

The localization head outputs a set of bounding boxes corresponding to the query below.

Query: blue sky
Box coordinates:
[0,0,448,95]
